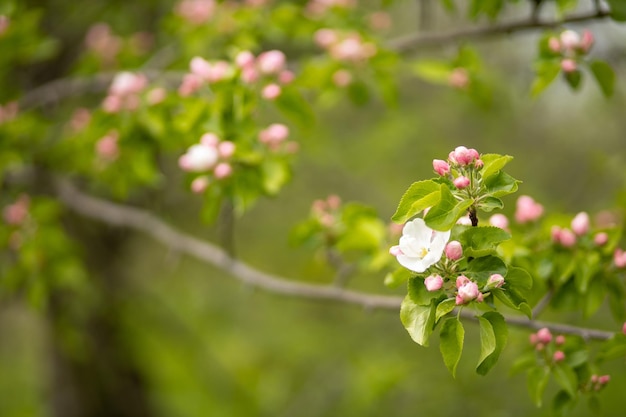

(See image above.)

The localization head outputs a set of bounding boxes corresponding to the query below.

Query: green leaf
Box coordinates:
[483,170,520,198]
[347,80,371,106]
[476,312,508,375]
[553,363,578,399]
[439,317,464,377]
[493,288,532,318]
[412,60,452,85]
[424,185,473,231]
[478,196,503,212]
[480,153,513,181]
[505,267,533,291]
[261,159,290,195]
[460,226,511,258]
[436,298,457,322]
[553,390,576,417]
[583,279,605,318]
[556,0,578,14]
[531,60,561,97]
[408,276,442,306]
[384,268,414,288]
[607,0,626,21]
[510,351,537,376]
[465,255,507,284]
[527,367,550,407]
[589,60,616,97]
[596,334,626,362]
[563,70,582,91]
[400,296,437,346]
[392,180,441,223]
[275,88,315,129]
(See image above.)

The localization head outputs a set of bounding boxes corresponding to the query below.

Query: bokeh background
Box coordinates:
[2,0,626,416]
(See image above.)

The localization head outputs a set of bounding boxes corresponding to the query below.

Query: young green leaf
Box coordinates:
[589,60,615,98]
[476,312,508,375]
[480,153,513,181]
[436,298,457,322]
[607,0,626,21]
[483,170,520,198]
[531,60,561,97]
[439,317,464,377]
[400,296,437,346]
[424,184,473,231]
[460,226,511,258]
[527,367,550,407]
[391,180,441,224]
[384,268,414,288]
[553,363,578,399]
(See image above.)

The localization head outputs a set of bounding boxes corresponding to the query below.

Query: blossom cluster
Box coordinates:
[547,29,594,74]
[175,0,216,24]
[311,194,342,229]
[432,145,483,192]
[314,29,377,64]
[102,72,148,113]
[178,133,236,193]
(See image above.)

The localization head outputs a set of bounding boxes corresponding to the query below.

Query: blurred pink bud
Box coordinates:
[206,61,231,83]
[241,66,259,84]
[453,176,470,189]
[456,275,470,289]
[445,241,463,261]
[594,232,609,246]
[102,95,122,113]
[218,141,236,158]
[622,322,626,335]
[190,56,213,79]
[179,144,218,172]
[457,216,472,226]
[432,159,450,176]
[279,70,295,84]
[515,195,543,223]
[178,73,203,96]
[529,333,539,345]
[389,245,403,256]
[591,374,599,384]
[176,0,215,25]
[535,342,545,351]
[332,69,353,87]
[200,132,220,147]
[110,72,147,96]
[327,194,341,209]
[214,162,233,179]
[559,228,577,247]
[561,59,577,73]
[536,327,552,344]
[487,273,505,289]
[191,176,210,193]
[235,51,255,68]
[548,37,561,53]
[285,141,299,154]
[314,28,337,48]
[262,83,282,100]
[449,68,469,89]
[489,213,509,230]
[614,248,626,268]
[598,375,610,385]
[368,11,391,31]
[560,30,580,51]
[0,15,9,36]
[553,350,565,362]
[257,50,286,74]
[571,212,590,236]
[555,335,566,345]
[70,108,91,131]
[259,123,289,146]
[580,30,594,53]
[457,280,480,305]
[96,131,120,161]
[147,87,167,105]
[424,275,444,292]
[125,95,140,111]
[3,195,30,226]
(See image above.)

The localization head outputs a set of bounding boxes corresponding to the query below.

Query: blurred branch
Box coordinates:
[388,7,610,52]
[53,178,616,341]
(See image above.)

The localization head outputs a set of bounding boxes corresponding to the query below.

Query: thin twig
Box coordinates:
[531,290,553,318]
[53,178,616,341]
[387,8,610,53]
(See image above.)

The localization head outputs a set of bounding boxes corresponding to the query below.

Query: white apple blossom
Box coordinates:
[391,218,450,273]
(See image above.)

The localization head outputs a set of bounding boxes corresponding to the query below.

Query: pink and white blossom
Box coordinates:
[515,195,543,223]
[489,213,509,230]
[456,280,481,305]
[392,218,451,273]
[571,211,590,236]
[424,275,443,292]
[432,159,450,176]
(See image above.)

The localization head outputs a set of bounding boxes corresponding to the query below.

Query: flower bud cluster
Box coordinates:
[529,328,569,364]
[314,29,377,63]
[102,72,148,113]
[258,123,298,154]
[547,29,594,74]
[85,23,121,64]
[311,194,342,229]
[179,133,237,193]
[586,374,611,392]
[514,195,544,224]
[432,146,483,198]
[551,211,610,250]
[179,50,294,101]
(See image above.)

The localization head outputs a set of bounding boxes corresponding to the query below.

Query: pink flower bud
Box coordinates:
[474,159,484,169]
[580,30,594,53]
[535,342,545,351]
[200,132,220,147]
[278,70,295,85]
[445,241,463,261]
[389,245,403,256]
[178,73,203,96]
[257,50,286,75]
[457,216,472,226]
[214,162,233,179]
[561,59,577,73]
[327,194,341,209]
[548,37,561,53]
[555,335,566,345]
[0,15,9,36]
[560,30,580,51]
[614,249,626,268]
[424,275,444,292]
[241,66,259,84]
[259,123,289,146]
[529,333,539,345]
[553,350,565,362]
[314,28,338,48]
[332,69,352,87]
[489,214,509,230]
[235,50,255,68]
[217,141,236,158]
[536,327,552,344]
[191,176,210,193]
[432,159,450,176]
[598,375,610,385]
[594,232,608,246]
[206,61,231,83]
[622,322,626,335]
[487,273,505,289]
[453,176,470,189]
[449,146,475,166]
[96,131,120,161]
[449,68,469,89]
[102,95,122,113]
[179,144,218,172]
[571,212,590,236]
[515,195,544,223]
[591,374,599,384]
[262,83,282,100]
[147,87,167,105]
[456,280,480,305]
[456,275,470,289]
[558,228,577,247]
[2,195,30,226]
[109,72,147,96]
[190,56,213,79]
